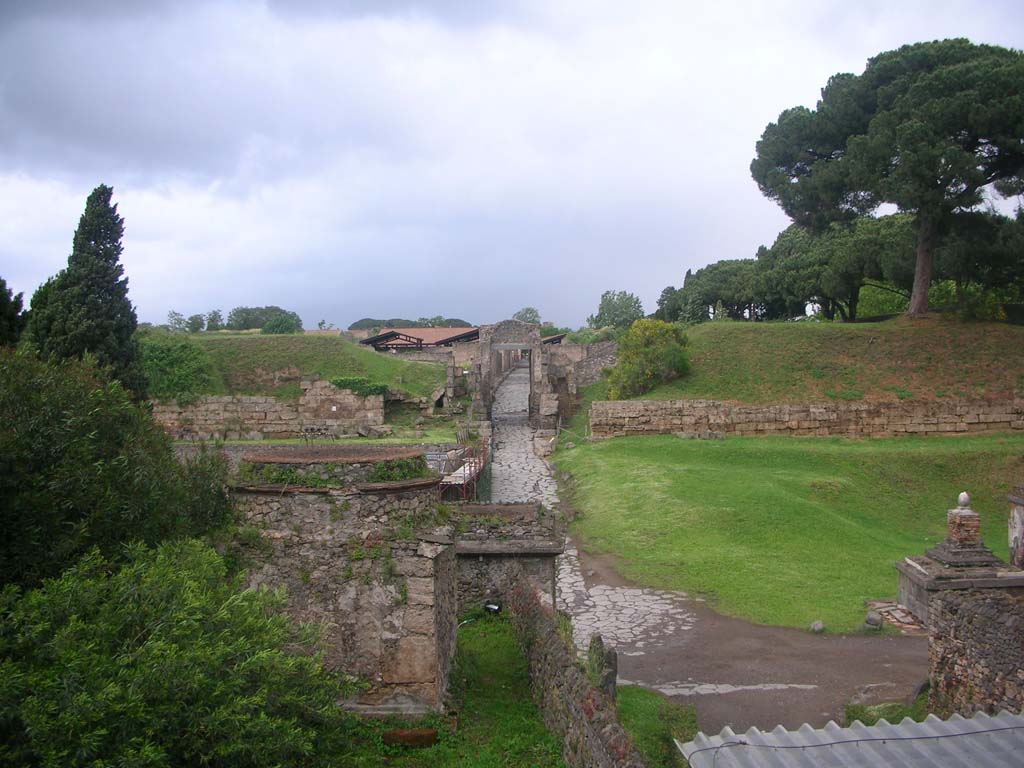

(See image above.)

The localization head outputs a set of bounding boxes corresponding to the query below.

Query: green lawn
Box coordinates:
[554,433,1023,631]
[643,318,1024,404]
[343,614,563,767]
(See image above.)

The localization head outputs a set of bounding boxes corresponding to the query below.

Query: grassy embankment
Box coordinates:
[345,615,692,767]
[555,318,1024,631]
[645,317,1024,404]
[195,333,446,400]
[554,433,1023,632]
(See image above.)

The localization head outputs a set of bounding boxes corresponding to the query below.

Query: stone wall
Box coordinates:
[151,378,384,440]
[574,341,618,387]
[508,577,646,768]
[591,397,1024,440]
[454,503,563,611]
[234,476,456,714]
[929,588,1024,716]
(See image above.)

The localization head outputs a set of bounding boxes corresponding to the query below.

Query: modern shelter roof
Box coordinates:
[678,710,1024,768]
[360,327,479,348]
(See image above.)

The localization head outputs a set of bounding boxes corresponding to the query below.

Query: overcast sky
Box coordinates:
[2,0,1022,329]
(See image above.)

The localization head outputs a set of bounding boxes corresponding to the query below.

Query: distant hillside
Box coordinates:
[641,317,1024,404]
[140,331,445,402]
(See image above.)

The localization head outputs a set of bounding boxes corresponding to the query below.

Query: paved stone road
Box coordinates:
[486,365,927,733]
[489,363,559,508]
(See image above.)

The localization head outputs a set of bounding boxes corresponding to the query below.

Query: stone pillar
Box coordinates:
[1010,484,1024,569]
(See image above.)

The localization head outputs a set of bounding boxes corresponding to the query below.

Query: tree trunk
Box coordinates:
[908,214,938,316]
[848,285,859,323]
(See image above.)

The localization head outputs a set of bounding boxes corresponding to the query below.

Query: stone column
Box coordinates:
[1010,484,1024,569]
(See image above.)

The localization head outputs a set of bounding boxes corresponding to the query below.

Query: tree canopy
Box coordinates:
[0,540,353,767]
[587,290,644,329]
[0,277,24,347]
[0,350,231,587]
[751,39,1024,315]
[512,307,541,324]
[226,305,303,331]
[24,184,146,397]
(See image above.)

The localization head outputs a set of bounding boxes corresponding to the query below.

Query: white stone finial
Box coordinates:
[958,491,970,508]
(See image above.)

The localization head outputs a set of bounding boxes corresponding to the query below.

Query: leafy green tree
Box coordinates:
[539,324,571,337]
[205,308,224,331]
[0,277,25,347]
[226,305,302,331]
[512,307,541,324]
[0,350,231,587]
[260,314,303,334]
[0,540,353,767]
[587,290,644,329]
[752,39,1024,315]
[607,319,689,399]
[166,309,187,332]
[653,285,684,322]
[678,260,760,322]
[185,313,205,333]
[24,184,146,396]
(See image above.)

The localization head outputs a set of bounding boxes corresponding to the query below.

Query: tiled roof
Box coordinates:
[678,710,1024,768]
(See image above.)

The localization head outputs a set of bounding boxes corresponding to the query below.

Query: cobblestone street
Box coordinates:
[488,361,693,653]
[489,362,559,508]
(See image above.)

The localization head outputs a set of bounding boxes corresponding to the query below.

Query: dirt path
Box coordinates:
[565,542,928,733]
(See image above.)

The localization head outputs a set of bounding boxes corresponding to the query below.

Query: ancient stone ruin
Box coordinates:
[897,492,1024,716]
[230,445,562,715]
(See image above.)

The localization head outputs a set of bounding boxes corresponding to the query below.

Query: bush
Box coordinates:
[0,540,354,767]
[138,328,220,402]
[260,314,303,334]
[0,350,232,587]
[606,319,689,399]
[330,376,389,397]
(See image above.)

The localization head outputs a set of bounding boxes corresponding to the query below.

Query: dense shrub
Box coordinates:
[0,350,232,587]
[0,540,354,767]
[138,328,220,402]
[330,376,389,397]
[260,313,304,334]
[367,456,432,482]
[606,319,689,399]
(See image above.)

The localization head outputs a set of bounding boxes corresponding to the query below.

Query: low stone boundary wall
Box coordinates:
[590,398,1023,439]
[151,378,384,440]
[509,578,645,768]
[929,588,1024,716]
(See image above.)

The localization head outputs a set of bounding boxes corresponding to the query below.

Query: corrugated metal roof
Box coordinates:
[678,710,1024,768]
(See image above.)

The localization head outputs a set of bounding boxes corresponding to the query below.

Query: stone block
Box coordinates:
[406,577,435,606]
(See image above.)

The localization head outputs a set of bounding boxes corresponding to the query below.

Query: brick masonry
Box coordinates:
[591,397,1024,439]
[929,588,1024,716]
[509,577,646,768]
[151,378,384,439]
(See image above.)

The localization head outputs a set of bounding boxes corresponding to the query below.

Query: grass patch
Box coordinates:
[638,318,1024,404]
[345,614,563,767]
[617,686,697,767]
[844,693,930,726]
[194,334,445,399]
[554,433,1023,631]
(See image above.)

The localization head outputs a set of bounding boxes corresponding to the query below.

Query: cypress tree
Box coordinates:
[26,184,147,397]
